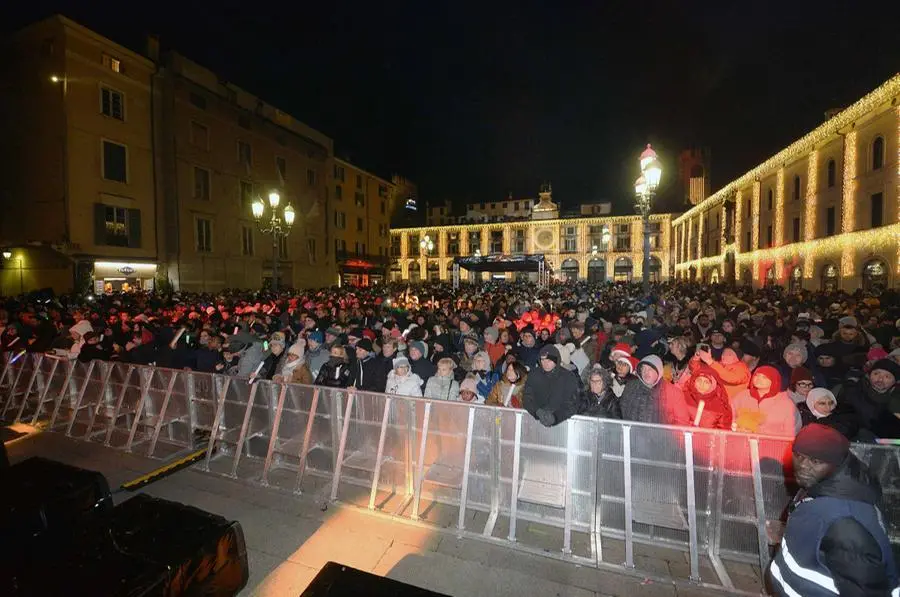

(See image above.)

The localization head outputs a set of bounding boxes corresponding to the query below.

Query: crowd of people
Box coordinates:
[1,280,899,442]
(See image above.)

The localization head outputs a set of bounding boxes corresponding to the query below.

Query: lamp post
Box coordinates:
[634,144,662,296]
[251,191,295,292]
[419,234,434,281]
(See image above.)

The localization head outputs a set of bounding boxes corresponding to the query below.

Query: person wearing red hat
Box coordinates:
[769,424,898,597]
[611,354,637,398]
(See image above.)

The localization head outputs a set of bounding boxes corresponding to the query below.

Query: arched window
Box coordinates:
[793,175,801,200]
[408,261,420,282]
[826,159,836,188]
[872,136,884,170]
[614,257,633,282]
[767,189,774,210]
[561,258,579,282]
[862,259,887,291]
[789,266,803,293]
[821,263,838,292]
[765,266,776,287]
[587,258,606,283]
[647,256,662,282]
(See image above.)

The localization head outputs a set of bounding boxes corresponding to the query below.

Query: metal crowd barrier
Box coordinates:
[2,351,899,592]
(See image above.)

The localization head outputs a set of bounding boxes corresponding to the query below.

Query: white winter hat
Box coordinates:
[70,320,93,337]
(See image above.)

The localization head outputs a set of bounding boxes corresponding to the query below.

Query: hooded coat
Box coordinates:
[386,369,424,398]
[683,365,732,430]
[730,365,800,437]
[619,355,689,425]
[485,373,527,408]
[522,345,581,426]
[704,350,751,400]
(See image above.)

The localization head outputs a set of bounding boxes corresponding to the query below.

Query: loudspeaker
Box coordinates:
[4,494,248,597]
[301,562,450,596]
[0,457,112,544]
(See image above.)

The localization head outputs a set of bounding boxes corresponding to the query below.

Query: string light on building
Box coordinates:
[804,151,818,278]
[734,189,743,255]
[840,130,858,277]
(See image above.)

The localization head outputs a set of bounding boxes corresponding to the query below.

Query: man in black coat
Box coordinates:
[522,345,580,427]
[351,339,381,392]
[839,359,900,440]
[769,424,898,596]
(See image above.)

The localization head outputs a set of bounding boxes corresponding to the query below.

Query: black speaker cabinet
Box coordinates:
[301,562,450,596]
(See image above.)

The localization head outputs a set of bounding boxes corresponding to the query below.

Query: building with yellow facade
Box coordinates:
[672,74,900,292]
[332,158,394,286]
[0,16,159,294]
[0,15,408,293]
[391,186,674,283]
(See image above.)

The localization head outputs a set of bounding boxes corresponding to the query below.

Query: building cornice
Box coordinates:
[672,73,900,226]
[334,158,395,188]
[391,213,675,235]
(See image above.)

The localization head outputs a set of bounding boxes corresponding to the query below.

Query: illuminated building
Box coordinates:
[673,74,900,291]
[391,185,675,283]
[332,159,394,286]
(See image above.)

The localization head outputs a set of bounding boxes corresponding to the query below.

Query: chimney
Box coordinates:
[146,34,160,63]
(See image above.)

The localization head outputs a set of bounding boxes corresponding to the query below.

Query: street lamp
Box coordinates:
[251,190,295,292]
[419,234,434,280]
[1,251,23,295]
[634,144,662,296]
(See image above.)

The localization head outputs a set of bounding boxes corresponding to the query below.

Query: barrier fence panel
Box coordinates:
[4,351,900,592]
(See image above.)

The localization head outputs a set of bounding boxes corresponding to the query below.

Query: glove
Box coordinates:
[536,408,556,427]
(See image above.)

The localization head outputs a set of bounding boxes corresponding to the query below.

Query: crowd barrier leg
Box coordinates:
[106,367,148,448]
[622,424,634,568]
[1,354,34,420]
[749,438,771,574]
[410,402,432,520]
[48,360,80,429]
[203,377,231,471]
[261,385,288,485]
[368,397,393,510]
[591,422,603,565]
[330,392,343,479]
[12,354,42,422]
[38,359,73,427]
[146,373,178,457]
[708,437,734,589]
[684,431,701,582]
[67,361,106,436]
[230,383,260,478]
[123,368,155,452]
[330,391,356,502]
[563,419,575,555]
[456,406,476,531]
[94,364,133,443]
[15,356,57,423]
[507,411,523,542]
[395,400,416,516]
[294,388,320,494]
[483,413,501,538]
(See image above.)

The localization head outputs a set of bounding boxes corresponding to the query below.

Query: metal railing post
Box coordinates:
[684,431,700,582]
[124,367,155,451]
[411,401,433,520]
[507,411,523,542]
[483,410,501,537]
[295,387,320,493]
[330,390,356,501]
[261,383,287,485]
[456,405,476,531]
[369,396,393,510]
[203,377,231,471]
[17,356,57,423]
[622,424,634,568]
[3,353,40,421]
[39,359,73,426]
[749,438,771,573]
[99,364,134,443]
[230,382,260,476]
[146,372,179,457]
[563,418,575,555]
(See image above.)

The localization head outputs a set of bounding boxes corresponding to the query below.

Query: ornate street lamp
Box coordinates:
[634,144,662,296]
[419,234,434,280]
[251,190,295,292]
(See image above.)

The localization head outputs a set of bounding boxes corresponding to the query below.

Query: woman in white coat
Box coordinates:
[385,356,424,398]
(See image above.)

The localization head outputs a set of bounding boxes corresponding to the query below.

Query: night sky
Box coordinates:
[5,0,900,214]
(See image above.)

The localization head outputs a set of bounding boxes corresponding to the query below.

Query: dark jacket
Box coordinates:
[371,353,396,393]
[797,402,860,439]
[351,354,381,392]
[577,367,621,419]
[409,355,436,389]
[522,346,580,427]
[314,358,353,388]
[513,341,542,371]
[839,377,900,440]
[77,342,110,364]
[771,455,897,597]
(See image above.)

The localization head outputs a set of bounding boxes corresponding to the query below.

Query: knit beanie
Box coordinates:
[539,344,561,365]
[408,340,426,358]
[783,342,808,362]
[870,359,900,381]
[392,356,410,370]
[793,423,849,465]
[789,367,813,386]
[484,326,499,343]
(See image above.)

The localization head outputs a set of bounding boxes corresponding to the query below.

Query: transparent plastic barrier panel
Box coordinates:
[144,368,195,459]
[12,354,62,423]
[80,362,140,443]
[260,382,318,490]
[205,374,261,476]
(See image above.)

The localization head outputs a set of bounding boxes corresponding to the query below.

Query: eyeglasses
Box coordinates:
[796,381,814,387]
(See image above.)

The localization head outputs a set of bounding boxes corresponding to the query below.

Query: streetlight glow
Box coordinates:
[2,251,11,260]
[635,143,662,296]
[634,175,647,196]
[283,203,295,226]
[644,159,662,190]
[251,198,265,220]
[268,191,281,209]
[50,75,60,83]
